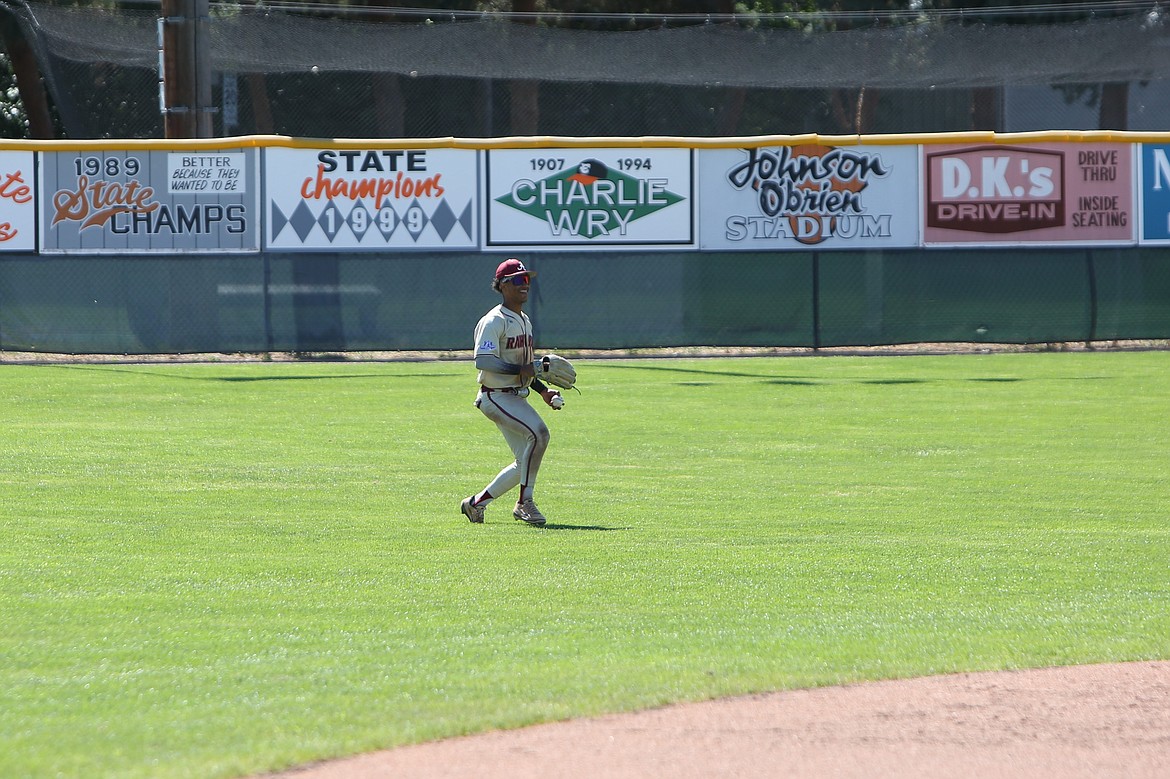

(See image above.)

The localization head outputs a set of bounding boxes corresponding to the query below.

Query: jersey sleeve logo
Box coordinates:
[477,339,496,352]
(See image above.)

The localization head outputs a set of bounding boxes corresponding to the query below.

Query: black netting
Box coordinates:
[6,3,1170,139]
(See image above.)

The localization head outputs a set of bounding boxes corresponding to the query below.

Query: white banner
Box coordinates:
[698,145,919,250]
[486,148,694,248]
[265,147,478,251]
[0,151,35,251]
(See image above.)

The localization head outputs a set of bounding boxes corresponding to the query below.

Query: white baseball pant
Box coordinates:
[476,388,550,502]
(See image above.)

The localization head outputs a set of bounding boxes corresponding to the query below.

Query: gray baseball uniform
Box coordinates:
[471,303,550,508]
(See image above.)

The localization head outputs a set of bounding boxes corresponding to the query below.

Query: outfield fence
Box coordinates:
[3,132,1170,354]
[3,246,1169,354]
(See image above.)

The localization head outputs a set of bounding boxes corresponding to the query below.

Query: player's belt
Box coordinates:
[481,385,526,395]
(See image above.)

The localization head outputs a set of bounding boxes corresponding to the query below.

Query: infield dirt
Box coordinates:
[262,661,1169,779]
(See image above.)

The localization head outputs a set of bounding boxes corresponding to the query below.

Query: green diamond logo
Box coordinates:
[497,158,684,239]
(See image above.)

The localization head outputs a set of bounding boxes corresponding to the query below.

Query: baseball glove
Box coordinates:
[540,353,577,390]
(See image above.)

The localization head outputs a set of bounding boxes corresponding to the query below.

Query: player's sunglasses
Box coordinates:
[502,273,531,286]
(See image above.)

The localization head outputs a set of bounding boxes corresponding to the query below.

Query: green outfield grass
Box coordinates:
[2,352,1167,779]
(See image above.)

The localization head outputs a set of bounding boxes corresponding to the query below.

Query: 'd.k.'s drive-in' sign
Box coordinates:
[923,143,1135,246]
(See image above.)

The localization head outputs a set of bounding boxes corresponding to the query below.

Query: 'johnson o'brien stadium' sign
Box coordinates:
[698,145,920,250]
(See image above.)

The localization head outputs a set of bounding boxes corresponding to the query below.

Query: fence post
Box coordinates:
[263,253,273,355]
[160,0,213,138]
[1086,250,1099,347]
[811,252,821,350]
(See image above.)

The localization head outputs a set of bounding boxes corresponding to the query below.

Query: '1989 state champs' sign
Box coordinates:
[39,150,260,253]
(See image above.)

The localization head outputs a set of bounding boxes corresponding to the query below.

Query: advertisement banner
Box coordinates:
[1139,143,1170,244]
[923,143,1135,246]
[265,147,477,251]
[0,150,35,251]
[698,145,919,250]
[39,149,260,253]
[486,149,693,248]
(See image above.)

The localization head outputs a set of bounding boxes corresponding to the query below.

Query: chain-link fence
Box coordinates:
[4,248,1170,354]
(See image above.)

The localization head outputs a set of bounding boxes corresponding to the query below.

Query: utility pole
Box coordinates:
[159,0,213,138]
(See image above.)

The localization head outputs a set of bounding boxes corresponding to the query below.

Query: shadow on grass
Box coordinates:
[210,374,454,382]
[860,378,928,385]
[49,365,452,382]
[536,524,631,531]
[55,363,1100,387]
[604,363,1098,385]
[605,364,781,380]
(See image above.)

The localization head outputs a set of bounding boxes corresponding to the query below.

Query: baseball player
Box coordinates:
[460,258,564,526]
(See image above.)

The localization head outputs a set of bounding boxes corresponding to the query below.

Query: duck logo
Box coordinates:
[569,159,608,184]
[497,158,684,239]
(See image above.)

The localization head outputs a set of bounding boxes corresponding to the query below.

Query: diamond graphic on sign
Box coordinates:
[347,202,372,240]
[317,201,343,242]
[289,200,318,242]
[458,201,473,238]
[404,199,429,242]
[376,203,398,241]
[430,199,457,240]
[496,158,683,239]
[270,202,289,240]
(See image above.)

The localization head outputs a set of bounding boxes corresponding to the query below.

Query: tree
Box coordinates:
[0,52,28,138]
[0,9,54,138]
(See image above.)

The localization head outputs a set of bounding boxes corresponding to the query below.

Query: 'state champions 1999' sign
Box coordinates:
[264,147,478,251]
[38,149,260,253]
